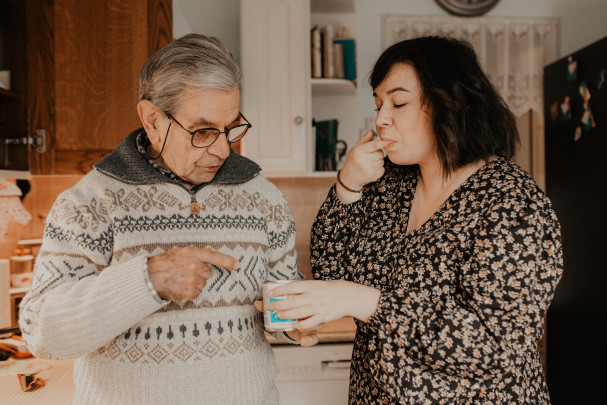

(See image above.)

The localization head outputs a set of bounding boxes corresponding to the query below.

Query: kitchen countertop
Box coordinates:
[0,358,74,405]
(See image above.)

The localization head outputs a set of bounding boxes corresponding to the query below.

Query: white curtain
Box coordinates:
[382,16,559,188]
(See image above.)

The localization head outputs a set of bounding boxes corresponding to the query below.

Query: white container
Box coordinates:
[10,272,33,288]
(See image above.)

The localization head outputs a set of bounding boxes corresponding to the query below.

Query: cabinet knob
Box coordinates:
[294,116,304,125]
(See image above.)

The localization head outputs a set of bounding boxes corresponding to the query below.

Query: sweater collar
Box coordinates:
[93,128,261,186]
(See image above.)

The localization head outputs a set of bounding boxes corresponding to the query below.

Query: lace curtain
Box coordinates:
[382,15,559,188]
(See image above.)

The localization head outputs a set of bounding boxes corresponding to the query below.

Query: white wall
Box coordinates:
[173,0,241,62]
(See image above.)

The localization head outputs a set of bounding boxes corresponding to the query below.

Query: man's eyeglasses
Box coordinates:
[166,111,252,148]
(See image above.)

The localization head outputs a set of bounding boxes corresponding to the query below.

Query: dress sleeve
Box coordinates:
[310,185,370,281]
[19,191,166,360]
[366,188,563,380]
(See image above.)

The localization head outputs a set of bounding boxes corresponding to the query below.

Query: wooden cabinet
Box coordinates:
[0,0,29,175]
[240,0,358,175]
[1,0,172,175]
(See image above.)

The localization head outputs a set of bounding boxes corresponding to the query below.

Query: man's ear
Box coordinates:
[137,99,160,140]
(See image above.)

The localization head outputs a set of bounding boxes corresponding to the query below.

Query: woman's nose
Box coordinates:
[375,107,392,128]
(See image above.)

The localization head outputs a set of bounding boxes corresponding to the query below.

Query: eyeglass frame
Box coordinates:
[165,111,252,148]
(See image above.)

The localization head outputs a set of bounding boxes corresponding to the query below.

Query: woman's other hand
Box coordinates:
[337,130,392,202]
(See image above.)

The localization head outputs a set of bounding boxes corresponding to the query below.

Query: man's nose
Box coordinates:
[207,133,231,159]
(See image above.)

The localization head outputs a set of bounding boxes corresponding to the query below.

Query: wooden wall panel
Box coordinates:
[54,0,149,152]
[27,0,55,174]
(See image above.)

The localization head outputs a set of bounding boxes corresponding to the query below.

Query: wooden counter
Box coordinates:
[0,358,74,405]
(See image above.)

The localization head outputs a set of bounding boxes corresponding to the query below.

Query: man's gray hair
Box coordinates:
[139,33,241,115]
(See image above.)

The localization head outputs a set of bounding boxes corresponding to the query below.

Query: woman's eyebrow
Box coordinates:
[373,87,410,97]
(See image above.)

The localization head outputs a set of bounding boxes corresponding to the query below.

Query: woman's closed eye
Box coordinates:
[375,102,406,112]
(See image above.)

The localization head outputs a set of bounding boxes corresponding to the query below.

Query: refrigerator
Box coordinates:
[544,36,607,404]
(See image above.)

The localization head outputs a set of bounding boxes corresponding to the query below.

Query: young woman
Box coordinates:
[269,36,563,404]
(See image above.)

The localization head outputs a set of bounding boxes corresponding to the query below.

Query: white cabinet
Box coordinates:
[240,0,358,175]
[240,0,312,174]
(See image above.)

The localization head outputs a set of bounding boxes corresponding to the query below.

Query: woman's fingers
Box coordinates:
[297,315,326,332]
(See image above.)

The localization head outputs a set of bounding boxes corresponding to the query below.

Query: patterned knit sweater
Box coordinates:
[19,130,302,405]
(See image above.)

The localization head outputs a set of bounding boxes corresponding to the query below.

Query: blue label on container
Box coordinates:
[269,297,296,323]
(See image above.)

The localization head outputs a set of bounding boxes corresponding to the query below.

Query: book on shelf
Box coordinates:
[311,26,322,78]
[322,25,334,78]
[333,38,356,81]
[311,24,356,83]
[333,42,344,79]
[314,119,339,171]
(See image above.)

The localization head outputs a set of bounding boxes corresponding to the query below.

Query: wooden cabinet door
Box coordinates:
[28,0,172,174]
[240,0,311,173]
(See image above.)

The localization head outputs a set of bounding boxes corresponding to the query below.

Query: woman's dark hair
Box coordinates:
[370,36,519,176]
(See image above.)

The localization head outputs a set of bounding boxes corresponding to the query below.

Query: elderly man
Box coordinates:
[19,34,316,404]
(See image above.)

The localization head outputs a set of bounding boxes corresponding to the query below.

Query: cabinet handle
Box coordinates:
[294,116,303,125]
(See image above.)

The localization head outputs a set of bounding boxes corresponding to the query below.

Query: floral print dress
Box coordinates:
[311,157,563,404]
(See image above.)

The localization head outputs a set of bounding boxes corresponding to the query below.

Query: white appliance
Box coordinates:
[273,342,353,405]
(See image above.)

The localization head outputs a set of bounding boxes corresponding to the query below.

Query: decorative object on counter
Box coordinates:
[9,250,34,288]
[0,259,11,329]
[18,372,46,392]
[0,178,32,244]
[314,119,339,171]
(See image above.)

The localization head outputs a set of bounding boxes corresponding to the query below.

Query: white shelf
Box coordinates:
[311,78,356,95]
[9,286,29,295]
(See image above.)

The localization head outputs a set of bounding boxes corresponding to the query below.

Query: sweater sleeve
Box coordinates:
[366,188,563,381]
[19,191,167,360]
[264,187,304,282]
[263,185,303,344]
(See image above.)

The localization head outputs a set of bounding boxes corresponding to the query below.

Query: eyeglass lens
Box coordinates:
[192,124,249,147]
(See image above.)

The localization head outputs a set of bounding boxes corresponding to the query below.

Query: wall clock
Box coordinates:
[435,0,500,17]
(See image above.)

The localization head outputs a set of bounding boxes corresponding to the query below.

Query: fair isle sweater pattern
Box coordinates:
[36,182,298,365]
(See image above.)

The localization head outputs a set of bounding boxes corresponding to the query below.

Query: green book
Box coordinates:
[333,39,356,81]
